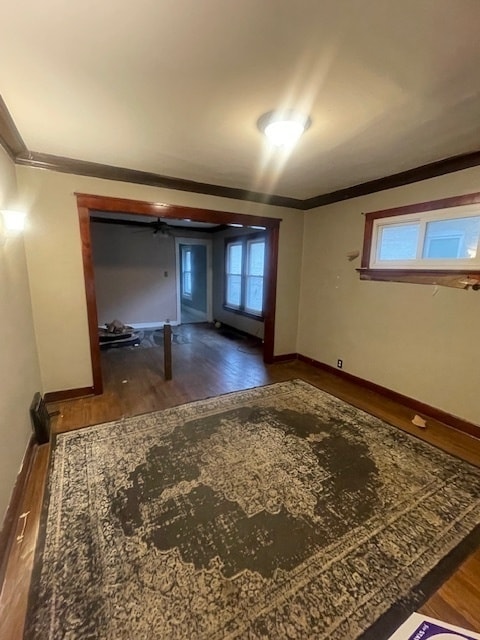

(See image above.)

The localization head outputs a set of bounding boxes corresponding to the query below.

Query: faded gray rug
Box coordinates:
[25,380,480,639]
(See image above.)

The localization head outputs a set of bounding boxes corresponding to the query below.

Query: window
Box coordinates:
[225,235,266,317]
[360,193,480,286]
[245,239,265,314]
[181,247,192,298]
[225,242,243,308]
[371,209,480,269]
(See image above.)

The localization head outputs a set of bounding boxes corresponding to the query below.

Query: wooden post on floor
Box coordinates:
[164,323,172,380]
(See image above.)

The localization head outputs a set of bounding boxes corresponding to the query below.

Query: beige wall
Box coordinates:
[0,148,41,522]
[91,223,177,326]
[10,158,480,428]
[298,166,480,427]
[16,166,304,392]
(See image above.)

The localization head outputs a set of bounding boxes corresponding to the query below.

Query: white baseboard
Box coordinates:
[129,321,180,329]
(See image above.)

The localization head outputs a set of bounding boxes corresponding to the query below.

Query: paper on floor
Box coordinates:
[388,613,480,640]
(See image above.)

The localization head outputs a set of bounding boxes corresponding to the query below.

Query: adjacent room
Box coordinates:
[1,2,479,639]
[89,210,268,394]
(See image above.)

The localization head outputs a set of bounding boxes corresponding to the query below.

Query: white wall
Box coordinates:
[0,147,41,523]
[298,166,480,427]
[91,222,177,326]
[16,166,304,393]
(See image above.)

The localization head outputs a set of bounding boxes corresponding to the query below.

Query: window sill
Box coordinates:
[222,305,265,321]
[357,268,480,289]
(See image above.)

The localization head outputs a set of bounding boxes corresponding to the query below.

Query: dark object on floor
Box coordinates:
[105,319,130,334]
[98,320,139,349]
[217,324,256,342]
[219,327,244,340]
[98,326,142,349]
[25,381,480,639]
[99,331,133,342]
[215,323,262,350]
[29,393,58,444]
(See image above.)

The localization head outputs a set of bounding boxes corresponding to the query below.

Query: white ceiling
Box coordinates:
[2,0,480,200]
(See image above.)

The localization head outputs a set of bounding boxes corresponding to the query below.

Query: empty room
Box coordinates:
[1,1,479,638]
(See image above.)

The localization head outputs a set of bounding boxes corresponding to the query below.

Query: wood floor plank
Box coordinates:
[429,559,480,630]
[418,592,476,631]
[1,323,479,636]
[0,445,49,640]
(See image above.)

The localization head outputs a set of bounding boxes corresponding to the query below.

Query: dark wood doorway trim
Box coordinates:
[75,193,282,395]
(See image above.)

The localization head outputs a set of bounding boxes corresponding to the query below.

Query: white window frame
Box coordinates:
[181,247,193,298]
[244,238,265,316]
[371,204,480,270]
[224,234,266,318]
[225,241,243,310]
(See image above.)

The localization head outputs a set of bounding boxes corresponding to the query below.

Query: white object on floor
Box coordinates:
[388,613,480,639]
[412,414,427,428]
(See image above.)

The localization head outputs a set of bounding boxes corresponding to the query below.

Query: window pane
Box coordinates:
[183,272,191,296]
[226,274,242,307]
[378,223,419,261]
[246,276,263,313]
[227,244,243,274]
[183,250,191,271]
[422,216,480,259]
[247,241,265,276]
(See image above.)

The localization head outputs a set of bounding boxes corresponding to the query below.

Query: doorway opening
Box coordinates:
[176,238,212,324]
[76,193,281,395]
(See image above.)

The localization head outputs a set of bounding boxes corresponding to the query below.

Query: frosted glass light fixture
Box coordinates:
[257,110,311,147]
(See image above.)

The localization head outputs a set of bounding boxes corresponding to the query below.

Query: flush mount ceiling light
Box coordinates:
[257,110,312,147]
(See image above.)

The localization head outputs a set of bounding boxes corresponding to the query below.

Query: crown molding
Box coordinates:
[15,150,305,210]
[2,97,480,210]
[0,95,27,160]
[301,150,480,209]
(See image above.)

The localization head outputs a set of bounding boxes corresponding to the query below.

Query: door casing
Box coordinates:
[76,192,282,394]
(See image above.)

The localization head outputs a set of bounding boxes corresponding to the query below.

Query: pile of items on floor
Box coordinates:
[98,319,142,349]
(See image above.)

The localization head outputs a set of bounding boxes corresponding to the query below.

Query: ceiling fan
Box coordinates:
[140,217,173,236]
[90,215,174,236]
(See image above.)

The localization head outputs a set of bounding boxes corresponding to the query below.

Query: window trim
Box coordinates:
[358,191,480,286]
[244,237,266,316]
[370,205,480,269]
[225,241,243,310]
[223,232,266,320]
[181,247,193,299]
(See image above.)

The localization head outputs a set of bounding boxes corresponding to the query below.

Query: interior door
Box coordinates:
[177,240,212,324]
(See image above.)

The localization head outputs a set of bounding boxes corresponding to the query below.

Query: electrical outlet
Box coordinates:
[337,359,343,369]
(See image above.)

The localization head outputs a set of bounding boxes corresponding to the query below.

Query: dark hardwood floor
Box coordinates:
[1,323,479,638]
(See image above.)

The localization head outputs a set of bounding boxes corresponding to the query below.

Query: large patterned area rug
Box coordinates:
[25,380,480,639]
